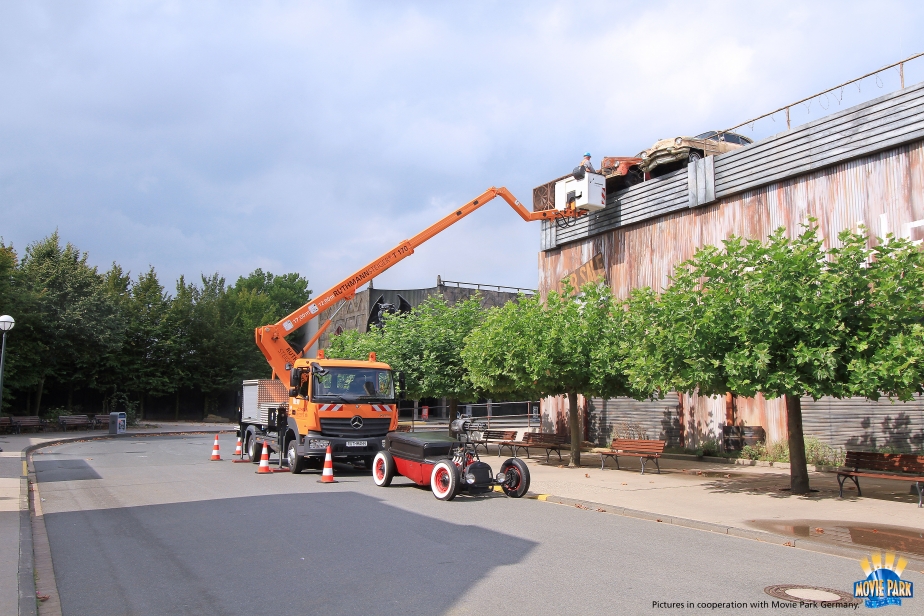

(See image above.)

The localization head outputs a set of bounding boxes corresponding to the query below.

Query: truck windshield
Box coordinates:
[313,368,395,403]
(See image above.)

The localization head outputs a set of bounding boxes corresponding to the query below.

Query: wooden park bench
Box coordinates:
[58,415,92,432]
[91,414,112,430]
[834,451,924,508]
[471,430,516,455]
[0,417,11,434]
[598,438,666,474]
[500,432,571,463]
[12,416,46,434]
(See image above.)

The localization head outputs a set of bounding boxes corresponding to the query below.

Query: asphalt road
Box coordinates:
[34,435,895,616]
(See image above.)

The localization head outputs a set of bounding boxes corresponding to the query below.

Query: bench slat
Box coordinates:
[833,451,924,507]
[844,451,924,474]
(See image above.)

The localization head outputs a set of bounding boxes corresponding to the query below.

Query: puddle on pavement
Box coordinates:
[751,519,924,557]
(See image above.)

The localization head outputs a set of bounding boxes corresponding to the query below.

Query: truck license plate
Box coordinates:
[346,441,367,447]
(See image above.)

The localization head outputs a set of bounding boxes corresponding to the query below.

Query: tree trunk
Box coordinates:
[448,398,458,435]
[34,377,44,416]
[67,383,73,412]
[786,394,810,494]
[568,390,581,467]
[140,394,145,421]
[175,391,180,421]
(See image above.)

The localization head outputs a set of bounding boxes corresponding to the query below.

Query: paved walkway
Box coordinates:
[0,422,233,616]
[507,449,924,565]
[5,426,924,613]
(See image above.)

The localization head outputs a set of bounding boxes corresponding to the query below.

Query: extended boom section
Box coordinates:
[255,186,578,379]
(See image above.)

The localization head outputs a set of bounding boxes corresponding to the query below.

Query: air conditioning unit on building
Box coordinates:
[554,171,606,213]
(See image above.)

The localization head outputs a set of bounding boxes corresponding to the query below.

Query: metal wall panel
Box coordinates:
[539,139,924,298]
[554,168,688,246]
[542,80,924,251]
[715,82,924,198]
[801,396,924,453]
[587,397,682,447]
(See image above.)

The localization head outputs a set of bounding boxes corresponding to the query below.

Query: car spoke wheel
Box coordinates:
[431,460,459,501]
[688,150,702,164]
[372,451,395,487]
[499,458,530,498]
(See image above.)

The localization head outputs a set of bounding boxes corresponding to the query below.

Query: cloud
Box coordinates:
[1,0,922,297]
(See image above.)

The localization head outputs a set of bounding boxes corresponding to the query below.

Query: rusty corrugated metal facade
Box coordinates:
[537,82,924,450]
[539,141,924,299]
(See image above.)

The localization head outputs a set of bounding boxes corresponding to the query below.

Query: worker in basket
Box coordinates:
[580,152,595,173]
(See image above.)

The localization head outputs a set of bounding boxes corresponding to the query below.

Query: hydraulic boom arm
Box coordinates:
[255,186,577,379]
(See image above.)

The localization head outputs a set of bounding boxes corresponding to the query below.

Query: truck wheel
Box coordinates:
[372,451,395,487]
[499,458,530,498]
[287,438,304,474]
[247,433,262,464]
[431,460,459,501]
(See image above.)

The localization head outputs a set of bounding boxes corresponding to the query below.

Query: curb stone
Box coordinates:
[19,455,36,616]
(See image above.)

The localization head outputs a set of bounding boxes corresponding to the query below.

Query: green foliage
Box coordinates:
[43,408,73,421]
[463,282,633,401]
[625,223,924,491]
[463,281,635,465]
[737,438,843,465]
[698,437,721,457]
[328,295,484,402]
[0,232,310,417]
[804,437,845,467]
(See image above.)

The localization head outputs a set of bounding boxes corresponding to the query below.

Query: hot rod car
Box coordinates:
[371,418,530,501]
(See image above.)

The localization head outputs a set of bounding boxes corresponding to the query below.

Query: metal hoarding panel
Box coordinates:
[587,397,682,447]
[542,81,924,252]
[801,396,924,453]
[538,139,924,299]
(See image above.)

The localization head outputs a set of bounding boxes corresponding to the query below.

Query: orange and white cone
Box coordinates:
[257,442,271,474]
[234,437,243,457]
[318,445,337,483]
[210,435,222,461]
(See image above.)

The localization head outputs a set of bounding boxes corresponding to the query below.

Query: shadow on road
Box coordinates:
[34,459,102,483]
[44,492,537,616]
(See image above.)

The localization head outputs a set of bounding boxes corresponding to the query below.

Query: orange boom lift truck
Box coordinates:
[239,186,591,473]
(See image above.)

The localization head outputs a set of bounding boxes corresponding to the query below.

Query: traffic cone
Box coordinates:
[210,435,222,461]
[257,441,271,474]
[232,436,250,463]
[318,445,337,483]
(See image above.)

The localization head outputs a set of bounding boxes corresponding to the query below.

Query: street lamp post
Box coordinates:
[0,315,14,419]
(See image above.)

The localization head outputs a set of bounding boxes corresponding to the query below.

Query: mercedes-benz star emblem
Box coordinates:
[350,416,364,429]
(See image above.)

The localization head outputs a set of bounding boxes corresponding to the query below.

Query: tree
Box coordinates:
[104,266,173,419]
[626,224,924,494]
[844,233,924,402]
[226,269,312,379]
[464,283,632,466]
[18,233,123,414]
[0,241,45,412]
[328,295,486,419]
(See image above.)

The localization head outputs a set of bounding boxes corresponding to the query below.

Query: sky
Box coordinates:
[1,1,923,297]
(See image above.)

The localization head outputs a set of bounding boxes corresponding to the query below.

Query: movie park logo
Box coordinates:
[854,552,913,608]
